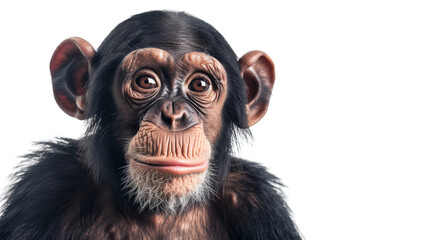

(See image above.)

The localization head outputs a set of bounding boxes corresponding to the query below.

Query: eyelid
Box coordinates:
[132,68,160,80]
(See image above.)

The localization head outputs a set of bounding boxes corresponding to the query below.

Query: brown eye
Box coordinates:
[135,75,158,89]
[189,78,210,92]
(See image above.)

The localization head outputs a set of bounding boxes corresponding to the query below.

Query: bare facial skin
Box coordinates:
[127,122,211,175]
[115,48,227,213]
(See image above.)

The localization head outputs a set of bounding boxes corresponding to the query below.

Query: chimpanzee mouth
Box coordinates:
[131,156,209,175]
[127,121,212,175]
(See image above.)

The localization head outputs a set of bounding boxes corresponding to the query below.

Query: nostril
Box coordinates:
[161,112,172,124]
[164,101,171,110]
[157,100,191,130]
[161,110,185,125]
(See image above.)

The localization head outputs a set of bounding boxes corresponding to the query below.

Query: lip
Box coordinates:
[131,156,209,175]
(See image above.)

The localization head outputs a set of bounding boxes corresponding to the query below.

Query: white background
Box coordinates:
[0,1,428,239]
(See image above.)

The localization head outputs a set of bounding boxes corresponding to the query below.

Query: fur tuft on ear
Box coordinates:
[238,51,275,127]
[50,37,95,120]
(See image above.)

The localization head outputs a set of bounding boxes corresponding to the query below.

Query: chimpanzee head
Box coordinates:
[50,11,275,213]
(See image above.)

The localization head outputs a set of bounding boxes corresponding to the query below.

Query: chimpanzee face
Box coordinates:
[112,48,228,212]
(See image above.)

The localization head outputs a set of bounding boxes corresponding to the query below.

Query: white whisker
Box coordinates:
[121,163,215,214]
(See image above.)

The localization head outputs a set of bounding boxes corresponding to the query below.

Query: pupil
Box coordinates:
[197,80,207,88]
[142,77,156,87]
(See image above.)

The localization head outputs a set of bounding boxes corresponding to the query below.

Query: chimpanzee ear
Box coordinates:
[239,51,275,127]
[50,37,95,120]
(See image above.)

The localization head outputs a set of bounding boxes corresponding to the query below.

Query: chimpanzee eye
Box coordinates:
[135,75,158,89]
[189,78,210,92]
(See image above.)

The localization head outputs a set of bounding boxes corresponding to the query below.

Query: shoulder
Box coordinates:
[221,158,302,240]
[0,138,95,239]
[224,158,287,213]
[4,138,90,197]
[229,157,283,189]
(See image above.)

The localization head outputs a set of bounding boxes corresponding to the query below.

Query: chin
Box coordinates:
[123,160,214,214]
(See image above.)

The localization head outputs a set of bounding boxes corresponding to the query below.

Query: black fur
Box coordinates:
[0,139,301,239]
[0,11,301,239]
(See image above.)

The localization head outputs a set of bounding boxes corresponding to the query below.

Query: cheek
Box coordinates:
[203,95,226,144]
[112,100,140,144]
[111,81,143,144]
[203,111,223,144]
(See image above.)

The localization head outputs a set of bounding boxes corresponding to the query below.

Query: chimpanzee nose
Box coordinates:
[143,99,200,131]
[161,101,186,128]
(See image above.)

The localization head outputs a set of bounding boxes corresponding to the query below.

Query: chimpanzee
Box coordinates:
[0,11,302,240]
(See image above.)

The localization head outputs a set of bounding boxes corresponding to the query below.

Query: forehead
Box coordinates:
[120,48,226,80]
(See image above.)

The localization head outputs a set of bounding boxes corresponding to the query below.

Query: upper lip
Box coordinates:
[133,155,207,167]
[142,120,200,132]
